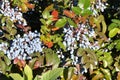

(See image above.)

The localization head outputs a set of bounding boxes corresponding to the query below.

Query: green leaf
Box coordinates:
[6,19,13,27]
[72,7,82,15]
[100,68,111,80]
[24,65,33,80]
[77,48,85,57]
[3,56,11,65]
[40,25,50,34]
[40,68,63,80]
[103,60,108,68]
[78,0,90,9]
[28,58,37,69]
[0,51,5,57]
[46,19,52,25]
[46,50,54,66]
[107,42,114,50]
[81,9,92,16]
[9,73,23,80]
[52,52,60,68]
[40,19,46,25]
[42,10,50,19]
[34,75,40,80]
[58,41,66,51]
[10,28,17,35]
[55,18,67,28]
[112,19,120,25]
[0,60,6,73]
[108,23,118,31]
[109,28,120,38]
[67,18,77,27]
[115,41,120,51]
[83,0,90,9]
[67,67,74,80]
[46,49,60,68]
[1,16,7,23]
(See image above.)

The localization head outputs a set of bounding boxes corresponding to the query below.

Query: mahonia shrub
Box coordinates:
[0,0,120,80]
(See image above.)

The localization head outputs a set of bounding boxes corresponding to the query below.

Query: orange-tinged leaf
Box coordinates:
[71,74,79,80]
[117,72,120,80]
[63,10,76,18]
[51,17,58,21]
[78,16,87,24]
[44,41,53,48]
[51,27,59,31]
[25,3,35,9]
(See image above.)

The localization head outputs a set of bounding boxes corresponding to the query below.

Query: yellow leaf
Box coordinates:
[44,4,54,12]
[21,3,28,13]
[21,0,28,3]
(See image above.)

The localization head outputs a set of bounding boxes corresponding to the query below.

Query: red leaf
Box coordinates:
[13,58,19,64]
[20,60,26,67]
[51,10,58,18]
[51,10,59,21]
[34,61,40,69]
[16,24,24,29]
[13,58,26,68]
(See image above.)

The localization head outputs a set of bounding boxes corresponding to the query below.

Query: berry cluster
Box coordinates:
[62,23,100,65]
[0,31,43,60]
[0,0,27,26]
